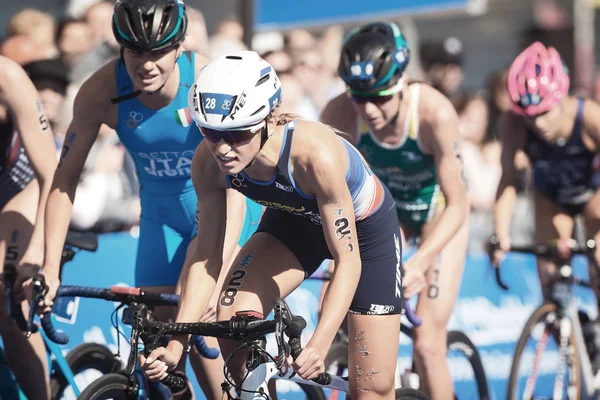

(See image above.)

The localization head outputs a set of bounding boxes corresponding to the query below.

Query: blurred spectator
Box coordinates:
[291,49,323,120]
[457,92,501,212]
[252,31,285,55]
[22,59,70,142]
[420,36,465,103]
[69,126,140,233]
[7,8,59,58]
[456,92,501,252]
[182,6,209,55]
[208,35,247,59]
[0,35,50,65]
[290,47,344,117]
[208,15,248,59]
[261,50,293,73]
[69,0,119,84]
[317,25,344,77]
[284,28,317,53]
[56,18,95,69]
[486,68,511,139]
[487,68,511,115]
[214,16,244,42]
[84,0,117,48]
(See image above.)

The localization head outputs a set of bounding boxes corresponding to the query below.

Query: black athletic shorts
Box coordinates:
[256,185,403,315]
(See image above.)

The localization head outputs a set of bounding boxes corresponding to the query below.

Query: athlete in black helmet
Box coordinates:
[338,22,410,97]
[27,1,248,398]
[322,22,468,400]
[112,0,188,52]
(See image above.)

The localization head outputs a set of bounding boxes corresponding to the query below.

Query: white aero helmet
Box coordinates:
[188,50,282,131]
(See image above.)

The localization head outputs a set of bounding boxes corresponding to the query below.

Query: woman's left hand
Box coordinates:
[402,257,428,298]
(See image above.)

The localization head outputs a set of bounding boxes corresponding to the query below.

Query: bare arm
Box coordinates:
[168,143,229,355]
[320,93,359,144]
[582,99,600,151]
[42,70,111,278]
[296,121,362,356]
[494,114,524,245]
[1,58,57,264]
[414,94,468,267]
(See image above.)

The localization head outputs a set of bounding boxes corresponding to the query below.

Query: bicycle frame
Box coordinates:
[531,263,597,400]
[240,359,349,400]
[42,316,83,397]
[491,237,600,400]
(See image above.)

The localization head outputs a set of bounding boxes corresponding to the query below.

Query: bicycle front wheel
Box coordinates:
[51,342,122,399]
[507,302,581,400]
[446,330,489,400]
[395,388,431,399]
[77,373,136,400]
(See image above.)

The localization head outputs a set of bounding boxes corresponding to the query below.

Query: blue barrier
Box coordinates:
[45,231,597,399]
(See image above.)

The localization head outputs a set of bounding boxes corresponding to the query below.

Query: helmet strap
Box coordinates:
[110,48,142,104]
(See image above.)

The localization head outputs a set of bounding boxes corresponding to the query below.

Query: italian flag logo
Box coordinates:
[175,107,193,127]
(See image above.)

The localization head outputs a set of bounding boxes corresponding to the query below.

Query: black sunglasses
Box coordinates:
[199,126,261,146]
[350,93,395,105]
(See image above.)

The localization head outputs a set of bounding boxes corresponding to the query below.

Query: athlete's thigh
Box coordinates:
[216,232,306,320]
[415,217,468,328]
[347,313,401,397]
[0,182,38,274]
[533,189,574,243]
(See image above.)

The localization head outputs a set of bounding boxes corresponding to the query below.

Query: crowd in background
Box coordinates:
[3,0,588,253]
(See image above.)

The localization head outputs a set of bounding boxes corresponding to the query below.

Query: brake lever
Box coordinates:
[125,305,144,375]
[27,274,48,337]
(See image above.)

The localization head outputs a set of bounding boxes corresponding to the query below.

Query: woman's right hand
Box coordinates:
[492,236,511,267]
[23,271,60,314]
[140,340,184,381]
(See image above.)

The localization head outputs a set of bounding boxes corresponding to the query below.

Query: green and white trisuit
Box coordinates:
[356,83,445,235]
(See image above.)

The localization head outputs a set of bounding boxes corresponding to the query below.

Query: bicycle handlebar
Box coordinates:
[22,276,219,361]
[487,235,597,291]
[125,298,332,391]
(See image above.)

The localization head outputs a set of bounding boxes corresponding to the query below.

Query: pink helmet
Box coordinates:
[507,41,569,117]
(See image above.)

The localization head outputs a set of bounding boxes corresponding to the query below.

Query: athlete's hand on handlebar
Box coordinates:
[402,256,428,298]
[23,272,60,314]
[140,340,184,381]
[491,236,511,267]
[287,346,326,381]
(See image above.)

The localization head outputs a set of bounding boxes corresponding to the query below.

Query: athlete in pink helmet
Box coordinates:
[507,41,570,117]
[495,42,600,372]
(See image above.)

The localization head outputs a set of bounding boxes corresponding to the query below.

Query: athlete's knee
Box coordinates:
[413,328,447,363]
[351,367,395,398]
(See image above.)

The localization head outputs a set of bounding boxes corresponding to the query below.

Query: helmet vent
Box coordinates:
[250,106,266,116]
[255,74,270,87]
[198,91,207,118]
[225,55,243,60]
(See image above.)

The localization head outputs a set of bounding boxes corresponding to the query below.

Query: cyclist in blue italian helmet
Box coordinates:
[27,0,251,397]
[322,22,469,400]
[141,50,405,399]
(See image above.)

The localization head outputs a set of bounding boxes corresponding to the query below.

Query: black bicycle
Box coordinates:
[310,270,489,400]
[67,294,431,400]
[2,231,122,399]
[489,235,600,400]
[22,272,222,400]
